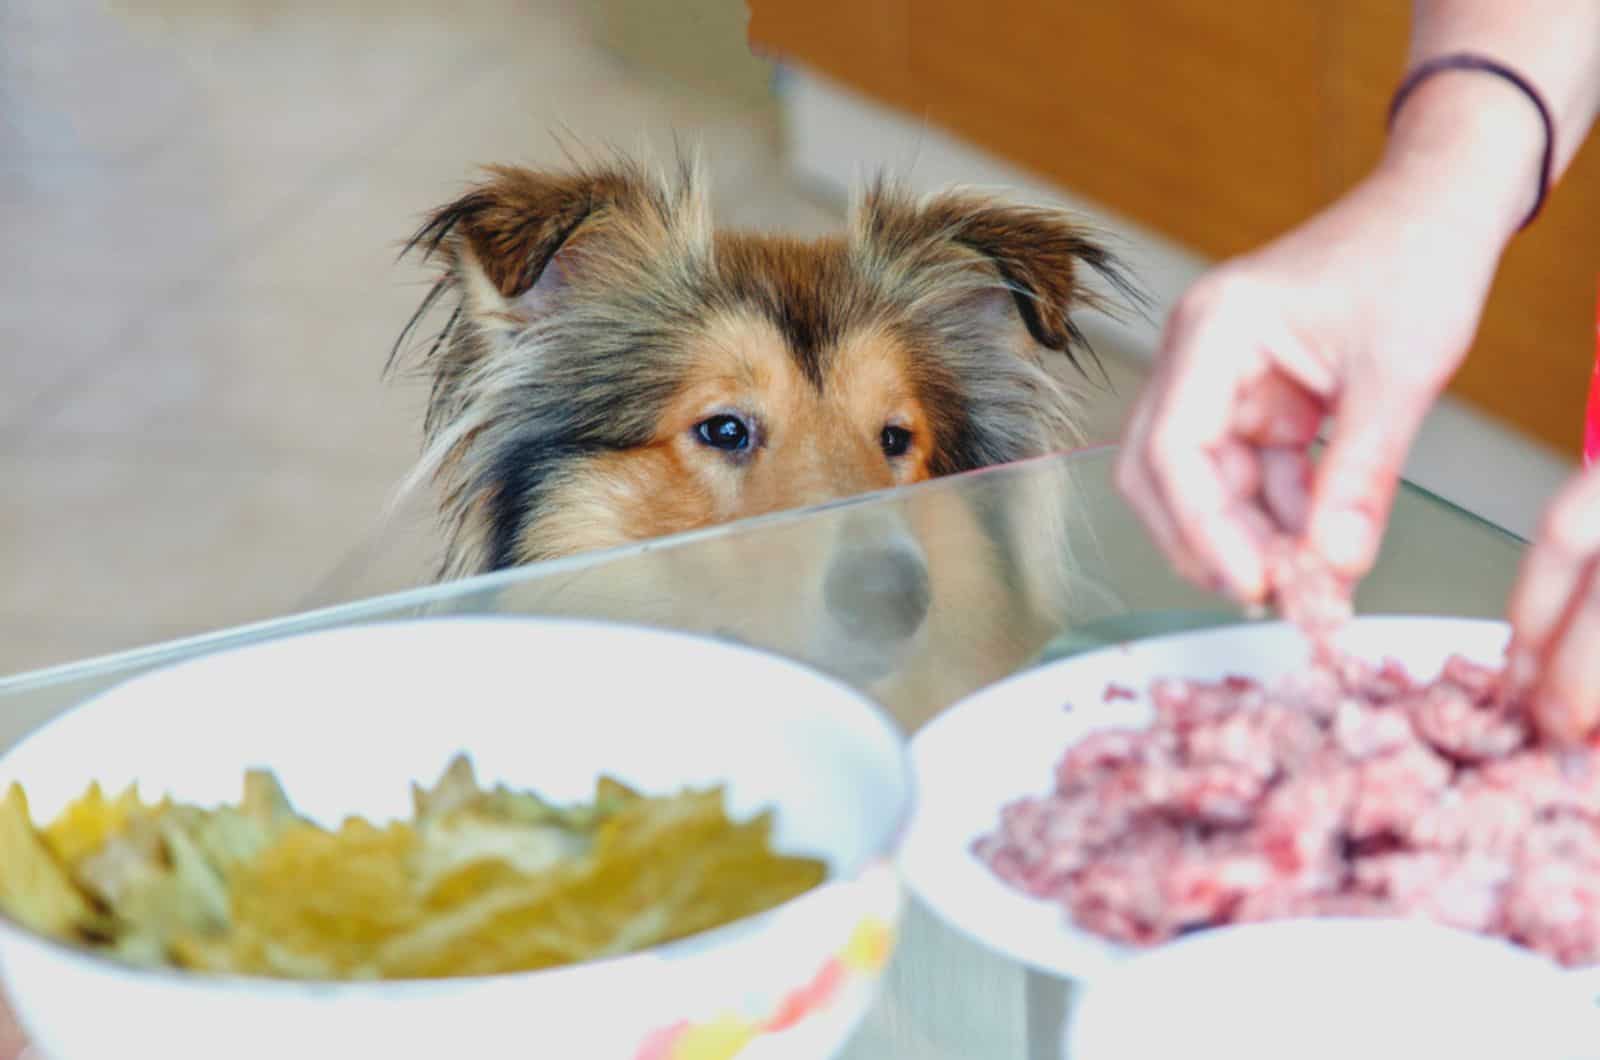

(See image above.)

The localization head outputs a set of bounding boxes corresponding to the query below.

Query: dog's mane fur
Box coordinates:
[391,153,1142,579]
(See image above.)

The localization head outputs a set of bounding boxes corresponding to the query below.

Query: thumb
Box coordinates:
[1305,380,1431,580]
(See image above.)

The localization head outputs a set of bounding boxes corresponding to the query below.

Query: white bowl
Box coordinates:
[900,616,1553,983]
[0,618,912,1060]
[1064,918,1600,1060]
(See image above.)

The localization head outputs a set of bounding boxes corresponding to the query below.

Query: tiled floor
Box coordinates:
[0,0,860,676]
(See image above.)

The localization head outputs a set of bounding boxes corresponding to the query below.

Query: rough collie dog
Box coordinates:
[393,154,1137,581]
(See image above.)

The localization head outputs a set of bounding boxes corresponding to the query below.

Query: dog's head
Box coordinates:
[395,155,1135,578]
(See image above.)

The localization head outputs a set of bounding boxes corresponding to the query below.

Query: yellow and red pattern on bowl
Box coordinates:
[634,917,895,1060]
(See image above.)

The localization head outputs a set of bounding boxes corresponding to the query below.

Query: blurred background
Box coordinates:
[0,0,1586,676]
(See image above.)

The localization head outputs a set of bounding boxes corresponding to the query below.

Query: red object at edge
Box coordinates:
[1586,277,1600,466]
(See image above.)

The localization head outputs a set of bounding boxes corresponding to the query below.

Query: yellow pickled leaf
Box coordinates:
[240,770,296,827]
[421,857,528,911]
[375,787,823,979]
[0,784,95,937]
[595,775,641,806]
[42,782,147,868]
[415,756,604,832]
[411,754,481,822]
[573,797,823,956]
[228,819,421,975]
[374,868,580,978]
[169,931,243,974]
[413,817,587,895]
[186,807,283,877]
[73,808,171,913]
[76,812,235,967]
[158,818,231,930]
[110,929,173,969]
[0,759,826,982]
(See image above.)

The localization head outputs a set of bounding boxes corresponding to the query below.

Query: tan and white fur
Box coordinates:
[391,152,1140,711]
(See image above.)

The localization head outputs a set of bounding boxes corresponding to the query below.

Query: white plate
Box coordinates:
[898,615,1516,984]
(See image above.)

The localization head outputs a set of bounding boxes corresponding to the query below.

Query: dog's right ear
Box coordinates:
[402,164,646,334]
[398,159,712,349]
[389,159,711,402]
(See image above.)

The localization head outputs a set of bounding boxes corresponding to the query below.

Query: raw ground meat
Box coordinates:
[1264,539,1353,655]
[974,557,1600,967]
[1501,818,1600,966]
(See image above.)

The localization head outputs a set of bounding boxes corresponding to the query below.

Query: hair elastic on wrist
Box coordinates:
[1387,52,1555,231]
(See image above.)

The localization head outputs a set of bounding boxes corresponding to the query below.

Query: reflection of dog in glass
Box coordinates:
[393,153,1136,580]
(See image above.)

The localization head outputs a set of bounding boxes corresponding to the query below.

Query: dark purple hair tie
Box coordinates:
[1387,52,1555,231]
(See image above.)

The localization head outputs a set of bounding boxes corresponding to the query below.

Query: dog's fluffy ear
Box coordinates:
[851,180,1143,376]
[404,164,646,328]
[400,158,710,337]
[389,157,711,576]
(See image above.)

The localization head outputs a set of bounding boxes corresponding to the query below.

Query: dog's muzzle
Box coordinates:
[823,539,931,643]
[811,508,933,687]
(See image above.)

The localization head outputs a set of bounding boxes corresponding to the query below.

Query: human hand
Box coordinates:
[1506,464,1600,744]
[0,997,25,1060]
[1115,147,1524,603]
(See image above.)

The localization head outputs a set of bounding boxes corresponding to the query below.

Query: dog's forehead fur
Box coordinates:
[394,155,1140,576]
[704,233,857,388]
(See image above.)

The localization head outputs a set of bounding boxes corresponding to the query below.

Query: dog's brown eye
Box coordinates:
[696,414,751,453]
[881,425,912,458]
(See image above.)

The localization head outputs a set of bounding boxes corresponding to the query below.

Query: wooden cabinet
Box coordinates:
[751,0,1600,455]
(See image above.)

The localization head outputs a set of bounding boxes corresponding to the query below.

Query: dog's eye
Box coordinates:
[695,414,751,453]
[881,425,912,458]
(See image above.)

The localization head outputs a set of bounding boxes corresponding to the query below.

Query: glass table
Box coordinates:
[0,445,1526,1058]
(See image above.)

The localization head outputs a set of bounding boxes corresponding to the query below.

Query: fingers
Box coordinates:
[1116,284,1330,603]
[1140,300,1280,600]
[1526,558,1600,745]
[1260,447,1313,535]
[1232,373,1324,448]
[1304,375,1432,581]
[1509,468,1600,656]
[1507,467,1600,743]
[1116,378,1213,588]
[1146,424,1271,600]
[0,1001,23,1060]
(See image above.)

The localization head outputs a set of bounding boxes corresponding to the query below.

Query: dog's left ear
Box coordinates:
[852,182,1142,375]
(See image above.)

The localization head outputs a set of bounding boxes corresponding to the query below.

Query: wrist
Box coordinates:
[1376,69,1548,250]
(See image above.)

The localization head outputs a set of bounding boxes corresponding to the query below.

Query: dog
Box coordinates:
[391,154,1138,582]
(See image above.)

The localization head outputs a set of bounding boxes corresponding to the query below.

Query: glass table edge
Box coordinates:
[0,447,1116,693]
[1396,474,1529,547]
[0,446,1526,695]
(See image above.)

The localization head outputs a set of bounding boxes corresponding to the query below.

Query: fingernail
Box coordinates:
[1315,509,1372,572]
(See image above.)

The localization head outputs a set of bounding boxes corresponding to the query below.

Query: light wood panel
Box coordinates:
[750,0,1600,453]
[747,0,914,104]
[906,0,1332,259]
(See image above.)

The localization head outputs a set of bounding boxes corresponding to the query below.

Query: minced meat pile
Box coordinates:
[974,548,1600,968]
